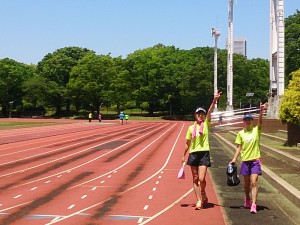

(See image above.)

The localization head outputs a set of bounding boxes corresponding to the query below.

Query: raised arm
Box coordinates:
[207,91,222,121]
[258,102,268,129]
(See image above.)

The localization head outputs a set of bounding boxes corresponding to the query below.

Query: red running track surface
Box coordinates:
[0,119,226,225]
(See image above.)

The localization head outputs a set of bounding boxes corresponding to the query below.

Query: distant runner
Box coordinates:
[125,114,129,124]
[119,111,124,125]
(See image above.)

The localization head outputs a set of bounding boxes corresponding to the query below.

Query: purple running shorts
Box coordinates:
[240,159,262,176]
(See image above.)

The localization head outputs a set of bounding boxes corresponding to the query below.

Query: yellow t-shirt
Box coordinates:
[186,119,211,153]
[235,126,261,161]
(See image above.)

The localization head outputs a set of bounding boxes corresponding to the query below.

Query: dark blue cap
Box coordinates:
[243,113,253,120]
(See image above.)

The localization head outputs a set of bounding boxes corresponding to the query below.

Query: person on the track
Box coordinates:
[182,91,222,210]
[119,111,124,125]
[88,112,92,122]
[230,102,268,214]
[125,113,129,124]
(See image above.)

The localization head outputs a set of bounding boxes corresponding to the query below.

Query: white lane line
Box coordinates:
[45,123,184,225]
[81,195,87,199]
[148,195,153,200]
[0,124,91,157]
[69,124,170,189]
[50,216,65,223]
[158,176,162,179]
[91,187,97,191]
[15,125,158,189]
[152,188,156,192]
[0,201,32,213]
[143,205,149,210]
[107,175,111,178]
[155,181,159,184]
[45,180,51,183]
[100,181,105,184]
[1,125,144,180]
[14,195,22,199]
[68,204,75,209]
[30,187,38,191]
[57,175,62,178]
[138,217,144,223]
[139,188,194,225]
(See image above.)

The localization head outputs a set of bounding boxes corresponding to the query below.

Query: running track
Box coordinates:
[0,119,226,225]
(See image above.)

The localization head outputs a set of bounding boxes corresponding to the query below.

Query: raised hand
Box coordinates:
[260,102,268,110]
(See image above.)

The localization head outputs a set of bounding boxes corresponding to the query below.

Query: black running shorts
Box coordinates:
[187,151,211,167]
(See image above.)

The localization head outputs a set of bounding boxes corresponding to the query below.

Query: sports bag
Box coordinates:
[226,163,240,186]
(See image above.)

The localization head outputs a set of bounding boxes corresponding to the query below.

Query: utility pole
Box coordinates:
[227,0,234,111]
[268,0,285,119]
[212,27,221,111]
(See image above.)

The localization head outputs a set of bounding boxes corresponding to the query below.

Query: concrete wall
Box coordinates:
[261,119,287,133]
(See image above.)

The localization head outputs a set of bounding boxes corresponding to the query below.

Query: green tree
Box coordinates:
[23,75,47,109]
[109,57,131,113]
[176,47,220,113]
[37,46,93,115]
[126,44,180,115]
[285,10,300,81]
[68,53,117,113]
[233,56,269,108]
[280,69,300,125]
[0,58,35,116]
[23,75,64,115]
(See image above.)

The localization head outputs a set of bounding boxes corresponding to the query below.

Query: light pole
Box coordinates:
[99,103,103,114]
[9,101,14,118]
[246,92,254,111]
[212,27,221,111]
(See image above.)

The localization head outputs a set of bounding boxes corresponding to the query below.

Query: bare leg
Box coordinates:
[198,165,207,193]
[250,174,259,204]
[243,175,251,198]
[191,166,201,202]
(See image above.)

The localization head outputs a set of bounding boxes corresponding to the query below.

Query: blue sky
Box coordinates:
[0,0,298,64]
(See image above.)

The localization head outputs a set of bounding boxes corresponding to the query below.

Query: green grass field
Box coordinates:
[0,122,55,129]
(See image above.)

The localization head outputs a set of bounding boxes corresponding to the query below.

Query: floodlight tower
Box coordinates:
[268,0,285,119]
[211,27,221,111]
[226,0,234,111]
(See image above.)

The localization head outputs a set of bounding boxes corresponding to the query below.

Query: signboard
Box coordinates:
[246,93,254,97]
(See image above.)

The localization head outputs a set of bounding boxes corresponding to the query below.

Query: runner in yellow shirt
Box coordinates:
[231,102,268,214]
[125,114,129,124]
[182,91,222,210]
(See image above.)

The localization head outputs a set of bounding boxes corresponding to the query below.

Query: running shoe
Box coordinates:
[250,203,257,214]
[201,193,208,205]
[244,197,251,208]
[195,200,202,210]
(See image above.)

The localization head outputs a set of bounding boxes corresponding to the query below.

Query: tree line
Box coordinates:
[0,11,299,120]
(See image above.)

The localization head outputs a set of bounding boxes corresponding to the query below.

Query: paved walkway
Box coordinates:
[209,135,300,225]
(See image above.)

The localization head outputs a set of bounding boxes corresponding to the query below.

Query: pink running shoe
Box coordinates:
[244,197,251,208]
[250,203,257,214]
